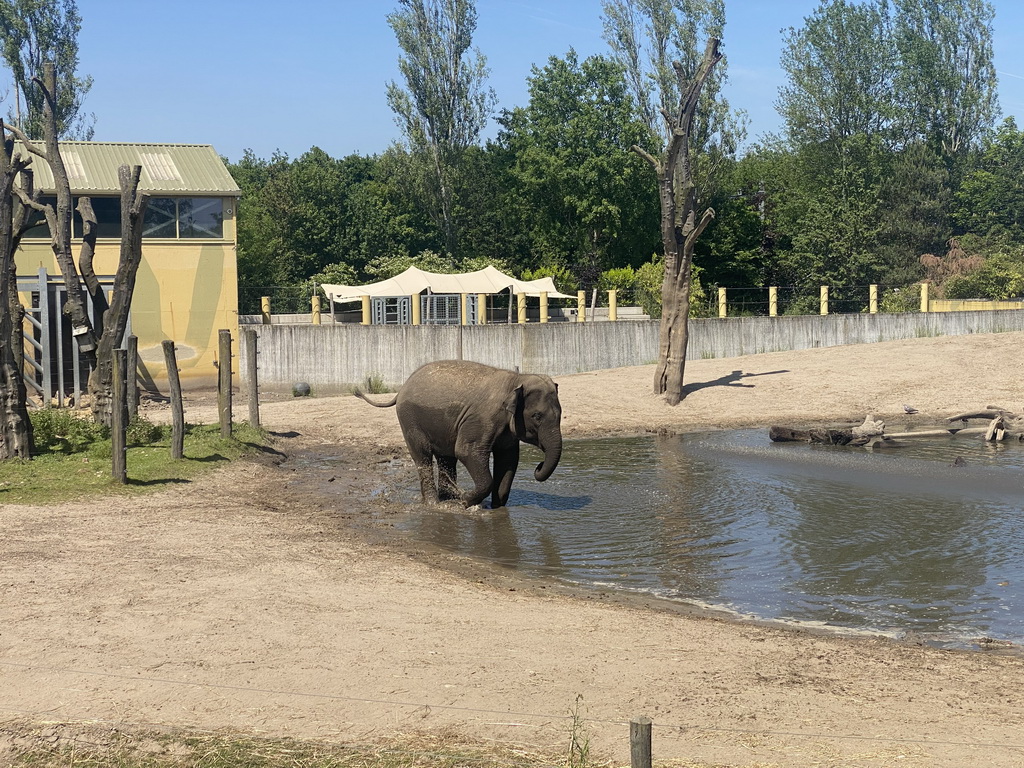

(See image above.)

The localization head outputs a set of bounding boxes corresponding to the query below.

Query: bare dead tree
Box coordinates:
[88,164,147,425]
[8,62,97,355]
[632,38,722,405]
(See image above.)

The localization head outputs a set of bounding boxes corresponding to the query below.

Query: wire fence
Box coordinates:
[3,657,1022,766]
[240,283,924,321]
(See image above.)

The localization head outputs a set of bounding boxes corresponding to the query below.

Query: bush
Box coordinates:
[30,408,107,453]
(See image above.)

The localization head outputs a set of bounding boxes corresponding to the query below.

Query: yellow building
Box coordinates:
[13,142,241,397]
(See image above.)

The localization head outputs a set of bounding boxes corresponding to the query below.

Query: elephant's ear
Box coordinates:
[503,384,524,415]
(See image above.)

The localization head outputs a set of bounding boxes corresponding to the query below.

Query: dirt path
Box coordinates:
[3,332,1024,767]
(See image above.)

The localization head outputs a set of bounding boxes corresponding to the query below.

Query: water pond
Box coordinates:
[388,429,1024,650]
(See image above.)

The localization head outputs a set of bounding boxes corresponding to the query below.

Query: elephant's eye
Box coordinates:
[532,411,545,421]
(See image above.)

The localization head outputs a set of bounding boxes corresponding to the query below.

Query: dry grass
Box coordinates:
[0,721,611,768]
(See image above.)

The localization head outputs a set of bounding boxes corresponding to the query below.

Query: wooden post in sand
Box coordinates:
[218,329,233,438]
[630,716,653,768]
[162,340,185,459]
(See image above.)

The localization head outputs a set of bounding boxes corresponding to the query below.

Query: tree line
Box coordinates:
[230,0,1024,316]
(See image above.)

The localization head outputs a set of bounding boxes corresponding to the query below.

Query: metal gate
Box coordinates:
[16,267,120,407]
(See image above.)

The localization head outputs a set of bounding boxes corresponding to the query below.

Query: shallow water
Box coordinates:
[388,429,1024,649]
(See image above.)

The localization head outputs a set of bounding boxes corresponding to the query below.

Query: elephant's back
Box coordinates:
[398,360,514,403]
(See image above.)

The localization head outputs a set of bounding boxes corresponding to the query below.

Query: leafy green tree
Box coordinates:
[0,0,92,138]
[954,118,1024,243]
[891,0,999,157]
[497,50,658,288]
[777,0,896,151]
[386,0,496,257]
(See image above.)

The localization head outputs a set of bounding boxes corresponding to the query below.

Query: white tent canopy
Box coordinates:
[320,265,575,304]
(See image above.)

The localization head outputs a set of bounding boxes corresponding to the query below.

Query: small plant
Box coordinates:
[362,372,391,394]
[567,693,592,768]
[30,408,107,453]
[126,416,170,446]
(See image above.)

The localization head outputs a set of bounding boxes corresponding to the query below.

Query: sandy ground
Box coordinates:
[3,332,1024,767]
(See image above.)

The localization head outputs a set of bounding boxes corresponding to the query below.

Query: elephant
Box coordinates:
[355,360,563,508]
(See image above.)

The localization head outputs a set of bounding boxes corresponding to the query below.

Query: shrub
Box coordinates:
[30,408,107,453]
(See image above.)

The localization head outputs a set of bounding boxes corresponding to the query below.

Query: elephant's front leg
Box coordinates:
[491,442,520,508]
[458,445,494,507]
[436,455,459,502]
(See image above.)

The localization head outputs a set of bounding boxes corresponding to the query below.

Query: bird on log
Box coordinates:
[769,407,1023,447]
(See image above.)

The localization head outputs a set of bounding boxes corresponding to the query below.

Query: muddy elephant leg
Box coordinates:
[436,456,459,501]
[459,447,494,507]
[402,432,440,504]
[491,443,520,508]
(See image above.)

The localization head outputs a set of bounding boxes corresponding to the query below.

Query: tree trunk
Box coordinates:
[36,64,97,355]
[0,122,34,459]
[633,39,721,406]
[89,165,148,426]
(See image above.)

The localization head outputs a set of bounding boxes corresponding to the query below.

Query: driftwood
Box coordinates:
[770,408,1024,447]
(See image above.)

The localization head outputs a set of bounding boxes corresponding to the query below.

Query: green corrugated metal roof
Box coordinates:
[12,141,241,196]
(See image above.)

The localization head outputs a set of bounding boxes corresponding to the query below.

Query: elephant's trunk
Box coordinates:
[533,430,562,482]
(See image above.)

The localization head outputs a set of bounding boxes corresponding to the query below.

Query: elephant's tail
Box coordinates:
[353,389,398,408]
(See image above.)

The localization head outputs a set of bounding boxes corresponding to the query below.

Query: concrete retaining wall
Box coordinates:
[241,310,1024,394]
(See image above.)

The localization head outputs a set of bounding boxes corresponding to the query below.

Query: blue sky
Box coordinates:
[18,0,1024,164]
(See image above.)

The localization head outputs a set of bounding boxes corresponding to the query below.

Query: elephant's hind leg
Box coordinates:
[436,456,459,501]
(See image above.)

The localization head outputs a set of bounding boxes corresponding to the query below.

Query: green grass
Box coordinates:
[0,417,269,505]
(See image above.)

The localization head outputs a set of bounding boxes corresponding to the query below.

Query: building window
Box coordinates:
[23,196,225,240]
[144,197,224,239]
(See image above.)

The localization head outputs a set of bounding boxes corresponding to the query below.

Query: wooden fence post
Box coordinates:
[243,328,260,428]
[870,284,879,314]
[577,290,586,322]
[540,291,549,323]
[311,294,321,325]
[218,329,233,438]
[820,285,829,315]
[111,348,127,484]
[162,340,184,460]
[630,716,652,768]
[126,334,139,421]
[608,289,618,321]
[261,296,271,325]
[769,286,778,317]
[718,287,727,318]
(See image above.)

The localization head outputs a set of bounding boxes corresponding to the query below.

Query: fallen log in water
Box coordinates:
[770,408,1024,446]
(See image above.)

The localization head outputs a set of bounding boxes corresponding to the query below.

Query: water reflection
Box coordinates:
[389,431,1024,647]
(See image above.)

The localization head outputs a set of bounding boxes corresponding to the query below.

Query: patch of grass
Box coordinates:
[2,724,582,768]
[0,416,270,505]
[362,372,391,394]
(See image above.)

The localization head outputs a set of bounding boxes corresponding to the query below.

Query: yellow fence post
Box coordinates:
[540,292,549,323]
[577,290,586,322]
[820,286,829,315]
[261,296,271,325]
[460,293,468,326]
[870,284,878,314]
[718,287,727,318]
[361,295,371,325]
[920,282,929,313]
[608,289,617,321]
[411,294,421,325]
[311,295,321,325]
[477,293,487,325]
[517,293,527,324]
[769,286,778,317]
